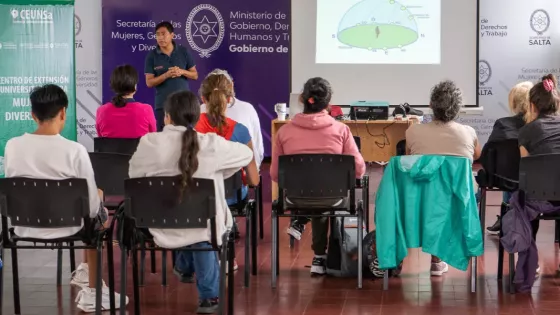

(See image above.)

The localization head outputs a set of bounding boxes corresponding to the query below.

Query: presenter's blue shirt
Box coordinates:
[144,42,195,109]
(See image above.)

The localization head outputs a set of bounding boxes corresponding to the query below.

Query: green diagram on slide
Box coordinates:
[337,0,418,51]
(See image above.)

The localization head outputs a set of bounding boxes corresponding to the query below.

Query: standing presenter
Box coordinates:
[144,21,198,131]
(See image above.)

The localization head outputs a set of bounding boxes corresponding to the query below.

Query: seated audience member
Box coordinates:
[96,65,156,138]
[196,71,260,249]
[480,81,533,235]
[517,74,560,241]
[4,84,127,312]
[200,69,264,168]
[128,91,253,313]
[405,80,481,276]
[270,77,366,275]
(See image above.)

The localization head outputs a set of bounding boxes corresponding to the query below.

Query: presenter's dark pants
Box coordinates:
[155,108,165,132]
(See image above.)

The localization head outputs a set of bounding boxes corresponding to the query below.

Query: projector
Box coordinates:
[350,101,389,120]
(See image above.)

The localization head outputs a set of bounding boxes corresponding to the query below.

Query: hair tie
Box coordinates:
[213,88,219,91]
[544,78,554,92]
[187,124,194,130]
[308,97,315,104]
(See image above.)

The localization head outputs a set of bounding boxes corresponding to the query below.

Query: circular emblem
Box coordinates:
[185,4,225,58]
[530,9,550,36]
[479,60,491,86]
[74,14,82,36]
[10,9,18,19]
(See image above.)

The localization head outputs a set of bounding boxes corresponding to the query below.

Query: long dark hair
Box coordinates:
[164,91,201,199]
[199,73,234,134]
[529,74,560,118]
[110,65,138,108]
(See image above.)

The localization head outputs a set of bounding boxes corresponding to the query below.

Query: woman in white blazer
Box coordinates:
[128,91,253,314]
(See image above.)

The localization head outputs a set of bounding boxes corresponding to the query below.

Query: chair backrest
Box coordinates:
[519,154,560,201]
[278,154,356,199]
[484,139,520,186]
[124,176,216,229]
[0,178,89,228]
[89,152,131,196]
[94,137,140,155]
[353,136,361,152]
[224,171,243,201]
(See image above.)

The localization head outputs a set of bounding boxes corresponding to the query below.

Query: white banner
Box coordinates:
[474,0,560,144]
[75,0,102,151]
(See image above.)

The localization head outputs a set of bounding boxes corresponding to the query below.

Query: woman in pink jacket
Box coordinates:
[270,77,366,276]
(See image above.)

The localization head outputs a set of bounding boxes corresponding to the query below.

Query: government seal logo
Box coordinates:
[75,14,82,36]
[530,9,550,36]
[478,60,491,86]
[186,4,225,58]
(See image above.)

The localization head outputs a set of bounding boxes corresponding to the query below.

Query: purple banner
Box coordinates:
[101,0,290,156]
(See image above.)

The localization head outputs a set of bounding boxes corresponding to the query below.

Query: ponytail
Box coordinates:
[112,94,127,108]
[206,89,228,134]
[178,126,200,200]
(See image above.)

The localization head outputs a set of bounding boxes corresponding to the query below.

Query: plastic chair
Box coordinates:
[94,137,140,156]
[89,152,131,210]
[502,154,560,294]
[0,178,115,315]
[271,154,365,289]
[224,171,257,287]
[118,176,234,315]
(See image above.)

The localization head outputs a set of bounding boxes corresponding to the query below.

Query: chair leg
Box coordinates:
[69,242,76,273]
[150,248,156,274]
[251,203,258,276]
[219,245,228,315]
[0,245,4,312]
[289,217,295,248]
[271,212,278,288]
[172,251,177,268]
[470,257,477,293]
[119,247,128,315]
[139,245,145,286]
[227,239,235,315]
[56,248,62,286]
[480,189,487,246]
[357,210,363,289]
[497,203,506,281]
[508,253,515,294]
[276,215,280,276]
[258,177,264,240]
[107,236,116,314]
[383,270,389,291]
[95,243,103,315]
[161,250,167,286]
[132,249,140,315]
[244,211,251,287]
[11,248,20,315]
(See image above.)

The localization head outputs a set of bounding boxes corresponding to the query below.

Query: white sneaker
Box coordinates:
[223,259,239,274]
[71,263,107,289]
[75,286,129,312]
[430,261,449,276]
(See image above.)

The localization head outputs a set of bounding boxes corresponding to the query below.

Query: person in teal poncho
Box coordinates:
[404,80,481,276]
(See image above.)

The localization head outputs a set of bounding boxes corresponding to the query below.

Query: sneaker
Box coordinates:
[71,263,89,288]
[196,298,219,314]
[430,261,449,276]
[486,215,501,235]
[173,266,194,283]
[75,286,129,312]
[536,266,541,278]
[310,255,326,276]
[286,221,305,241]
[70,263,107,289]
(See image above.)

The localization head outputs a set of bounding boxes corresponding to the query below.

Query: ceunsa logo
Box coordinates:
[11,9,53,20]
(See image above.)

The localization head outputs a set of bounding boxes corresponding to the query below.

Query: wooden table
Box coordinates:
[270,118,418,200]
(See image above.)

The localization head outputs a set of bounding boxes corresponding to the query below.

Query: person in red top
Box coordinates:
[96,65,157,138]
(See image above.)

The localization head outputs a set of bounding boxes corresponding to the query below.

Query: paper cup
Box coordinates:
[275,103,287,114]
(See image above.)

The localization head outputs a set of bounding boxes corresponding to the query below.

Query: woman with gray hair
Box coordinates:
[405,80,481,276]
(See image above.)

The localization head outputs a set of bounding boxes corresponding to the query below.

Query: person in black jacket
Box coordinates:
[480,81,533,234]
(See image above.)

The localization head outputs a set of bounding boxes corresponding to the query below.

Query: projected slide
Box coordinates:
[316,0,441,64]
